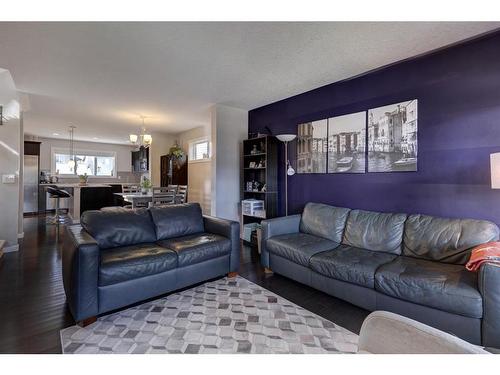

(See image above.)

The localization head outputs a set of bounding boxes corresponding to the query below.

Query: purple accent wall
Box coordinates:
[248,31,500,226]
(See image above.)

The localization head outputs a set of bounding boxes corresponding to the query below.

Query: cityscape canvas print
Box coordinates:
[367,99,418,172]
[327,111,366,173]
[297,119,327,173]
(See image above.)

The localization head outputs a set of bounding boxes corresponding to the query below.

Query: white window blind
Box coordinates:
[52,148,117,177]
[190,139,210,161]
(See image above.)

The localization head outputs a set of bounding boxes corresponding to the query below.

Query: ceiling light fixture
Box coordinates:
[129,116,152,148]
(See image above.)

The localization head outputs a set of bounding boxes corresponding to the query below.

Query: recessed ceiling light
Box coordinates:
[93,137,99,140]
[52,132,60,136]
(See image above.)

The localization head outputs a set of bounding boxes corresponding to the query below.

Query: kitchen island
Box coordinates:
[52,183,115,224]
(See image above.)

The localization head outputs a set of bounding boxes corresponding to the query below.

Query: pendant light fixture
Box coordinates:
[129,115,152,148]
[67,125,76,170]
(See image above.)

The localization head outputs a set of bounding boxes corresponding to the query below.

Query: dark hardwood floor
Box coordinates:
[0,215,368,354]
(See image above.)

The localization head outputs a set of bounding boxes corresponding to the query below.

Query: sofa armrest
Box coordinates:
[358,311,488,354]
[203,215,240,273]
[260,214,301,268]
[62,225,100,322]
[479,262,500,348]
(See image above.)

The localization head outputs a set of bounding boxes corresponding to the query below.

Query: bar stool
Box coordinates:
[46,187,71,225]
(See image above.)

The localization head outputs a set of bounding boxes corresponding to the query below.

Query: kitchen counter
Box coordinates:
[40,183,140,223]
[52,183,113,188]
[48,184,115,224]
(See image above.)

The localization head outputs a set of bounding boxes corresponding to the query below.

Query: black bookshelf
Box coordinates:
[241,135,278,243]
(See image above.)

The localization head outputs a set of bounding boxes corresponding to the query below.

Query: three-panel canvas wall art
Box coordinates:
[297,99,418,174]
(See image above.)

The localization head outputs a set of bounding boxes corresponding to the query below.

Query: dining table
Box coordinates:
[114,192,153,208]
[114,191,176,208]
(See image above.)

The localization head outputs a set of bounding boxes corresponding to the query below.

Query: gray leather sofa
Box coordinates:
[261,203,500,348]
[63,203,239,325]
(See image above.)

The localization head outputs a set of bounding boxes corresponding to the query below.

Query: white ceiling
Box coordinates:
[0,22,498,144]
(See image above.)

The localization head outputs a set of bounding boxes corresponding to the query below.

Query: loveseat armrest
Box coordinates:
[260,214,301,268]
[479,262,500,348]
[62,225,100,322]
[358,311,488,354]
[203,215,240,273]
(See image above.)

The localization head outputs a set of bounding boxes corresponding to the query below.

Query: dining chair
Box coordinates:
[150,186,177,207]
[122,184,141,193]
[175,185,188,204]
[120,184,143,208]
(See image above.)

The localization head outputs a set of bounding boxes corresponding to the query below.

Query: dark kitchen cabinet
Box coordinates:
[24,141,41,156]
[80,187,115,213]
[160,154,188,186]
[132,146,149,172]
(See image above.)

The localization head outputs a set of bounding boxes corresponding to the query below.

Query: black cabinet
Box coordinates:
[160,154,188,186]
[80,187,115,213]
[24,141,41,156]
[132,146,149,172]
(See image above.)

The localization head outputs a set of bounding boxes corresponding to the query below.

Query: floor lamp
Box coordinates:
[276,134,297,216]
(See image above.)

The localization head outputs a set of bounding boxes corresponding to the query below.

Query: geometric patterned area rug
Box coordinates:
[60,276,358,354]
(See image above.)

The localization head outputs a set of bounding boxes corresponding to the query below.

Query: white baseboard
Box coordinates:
[4,244,19,253]
[18,232,24,239]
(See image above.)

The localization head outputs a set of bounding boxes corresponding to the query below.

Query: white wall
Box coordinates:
[18,113,24,238]
[210,104,248,221]
[0,69,21,252]
[36,137,136,173]
[178,125,212,215]
[149,132,176,187]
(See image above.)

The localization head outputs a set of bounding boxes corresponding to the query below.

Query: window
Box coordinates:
[189,138,210,161]
[52,148,117,177]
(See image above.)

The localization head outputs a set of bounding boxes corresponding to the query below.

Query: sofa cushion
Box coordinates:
[403,214,500,265]
[158,233,231,267]
[149,203,205,240]
[342,209,407,254]
[300,203,350,242]
[81,208,157,249]
[99,243,177,286]
[267,232,339,267]
[375,257,482,318]
[310,245,397,288]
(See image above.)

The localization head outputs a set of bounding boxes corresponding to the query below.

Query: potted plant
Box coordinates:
[168,143,185,159]
[141,177,152,195]
[168,143,186,174]
[78,173,88,186]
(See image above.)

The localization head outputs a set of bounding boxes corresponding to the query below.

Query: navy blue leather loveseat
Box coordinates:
[62,203,239,325]
[261,203,500,348]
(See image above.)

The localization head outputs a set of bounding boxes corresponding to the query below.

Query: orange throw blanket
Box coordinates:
[466,242,500,272]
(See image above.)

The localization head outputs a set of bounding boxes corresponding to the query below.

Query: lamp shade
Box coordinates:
[276,134,296,142]
[129,134,138,143]
[491,153,500,189]
[143,134,152,146]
